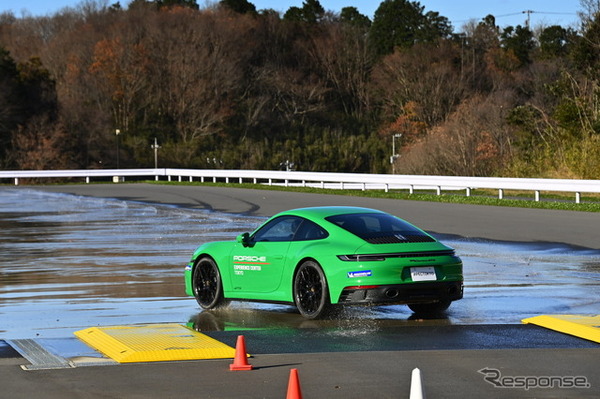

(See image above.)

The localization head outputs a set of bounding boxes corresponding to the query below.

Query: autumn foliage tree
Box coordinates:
[0,0,597,179]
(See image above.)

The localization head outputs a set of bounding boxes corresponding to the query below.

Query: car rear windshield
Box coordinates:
[325,213,435,244]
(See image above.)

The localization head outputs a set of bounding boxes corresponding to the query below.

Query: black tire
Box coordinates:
[408,299,451,315]
[293,260,331,319]
[192,257,227,310]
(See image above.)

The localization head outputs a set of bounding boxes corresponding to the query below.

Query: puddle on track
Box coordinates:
[1,187,599,340]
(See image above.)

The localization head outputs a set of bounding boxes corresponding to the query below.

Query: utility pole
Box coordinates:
[115,129,121,168]
[390,134,402,174]
[523,10,534,28]
[151,137,160,169]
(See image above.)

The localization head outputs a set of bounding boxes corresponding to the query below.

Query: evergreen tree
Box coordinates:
[283,0,325,23]
[156,0,199,10]
[0,48,57,168]
[340,6,371,29]
[220,0,256,15]
[17,57,57,120]
[0,47,21,165]
[369,0,451,56]
[571,12,600,71]
[500,25,535,65]
[539,25,569,58]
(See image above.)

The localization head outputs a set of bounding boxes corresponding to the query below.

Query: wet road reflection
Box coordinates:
[1,188,599,339]
[188,304,454,333]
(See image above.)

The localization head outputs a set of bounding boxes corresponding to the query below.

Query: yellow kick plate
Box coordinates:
[522,315,600,343]
[74,324,237,363]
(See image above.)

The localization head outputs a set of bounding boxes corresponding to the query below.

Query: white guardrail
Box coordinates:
[1,168,599,203]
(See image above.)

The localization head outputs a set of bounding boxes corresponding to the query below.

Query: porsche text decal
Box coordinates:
[233,255,269,263]
[233,255,270,275]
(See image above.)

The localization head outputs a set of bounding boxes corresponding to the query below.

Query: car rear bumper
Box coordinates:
[336,281,463,305]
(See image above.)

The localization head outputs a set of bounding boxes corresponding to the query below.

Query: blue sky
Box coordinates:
[2,0,582,30]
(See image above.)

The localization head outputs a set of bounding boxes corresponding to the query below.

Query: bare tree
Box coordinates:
[262,65,329,125]
[371,40,465,128]
[397,92,514,176]
[11,115,73,170]
[148,8,256,165]
[579,0,600,29]
[306,21,372,119]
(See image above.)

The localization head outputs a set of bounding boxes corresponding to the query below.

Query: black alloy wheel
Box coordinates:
[293,260,331,319]
[192,257,226,309]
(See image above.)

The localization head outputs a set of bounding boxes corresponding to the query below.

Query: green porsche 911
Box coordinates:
[184,206,463,319]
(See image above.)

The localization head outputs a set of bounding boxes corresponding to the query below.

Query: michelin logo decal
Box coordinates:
[348,270,372,278]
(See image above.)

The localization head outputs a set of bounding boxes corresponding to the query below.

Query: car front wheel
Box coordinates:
[192,257,227,309]
[293,260,331,319]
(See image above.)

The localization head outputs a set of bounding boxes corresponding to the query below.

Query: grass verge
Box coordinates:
[145,180,600,213]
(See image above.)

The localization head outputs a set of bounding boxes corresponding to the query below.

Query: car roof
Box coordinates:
[274,206,385,221]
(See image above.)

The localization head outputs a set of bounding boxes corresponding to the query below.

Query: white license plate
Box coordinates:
[410,267,437,281]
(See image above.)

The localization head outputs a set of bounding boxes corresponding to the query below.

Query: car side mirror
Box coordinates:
[236,232,251,247]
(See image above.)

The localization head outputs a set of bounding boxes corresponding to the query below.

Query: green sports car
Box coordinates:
[184,206,463,319]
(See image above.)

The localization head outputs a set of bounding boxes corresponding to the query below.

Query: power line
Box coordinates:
[452,10,578,26]
[494,12,526,19]
[513,10,579,27]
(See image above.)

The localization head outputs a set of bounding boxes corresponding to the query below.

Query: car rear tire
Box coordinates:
[408,299,451,315]
[293,260,331,319]
[192,257,227,310]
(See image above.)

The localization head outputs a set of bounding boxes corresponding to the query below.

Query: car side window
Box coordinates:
[293,219,328,241]
[252,216,302,242]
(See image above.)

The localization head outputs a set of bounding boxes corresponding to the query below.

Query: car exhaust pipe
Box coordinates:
[385,288,399,299]
[447,285,458,295]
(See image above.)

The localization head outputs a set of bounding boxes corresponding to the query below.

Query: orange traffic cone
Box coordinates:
[286,368,303,399]
[229,335,253,371]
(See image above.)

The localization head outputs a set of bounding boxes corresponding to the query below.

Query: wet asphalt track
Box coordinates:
[33,183,600,249]
[1,183,599,398]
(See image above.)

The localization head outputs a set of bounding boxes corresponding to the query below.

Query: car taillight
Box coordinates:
[337,254,386,261]
[344,285,379,290]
